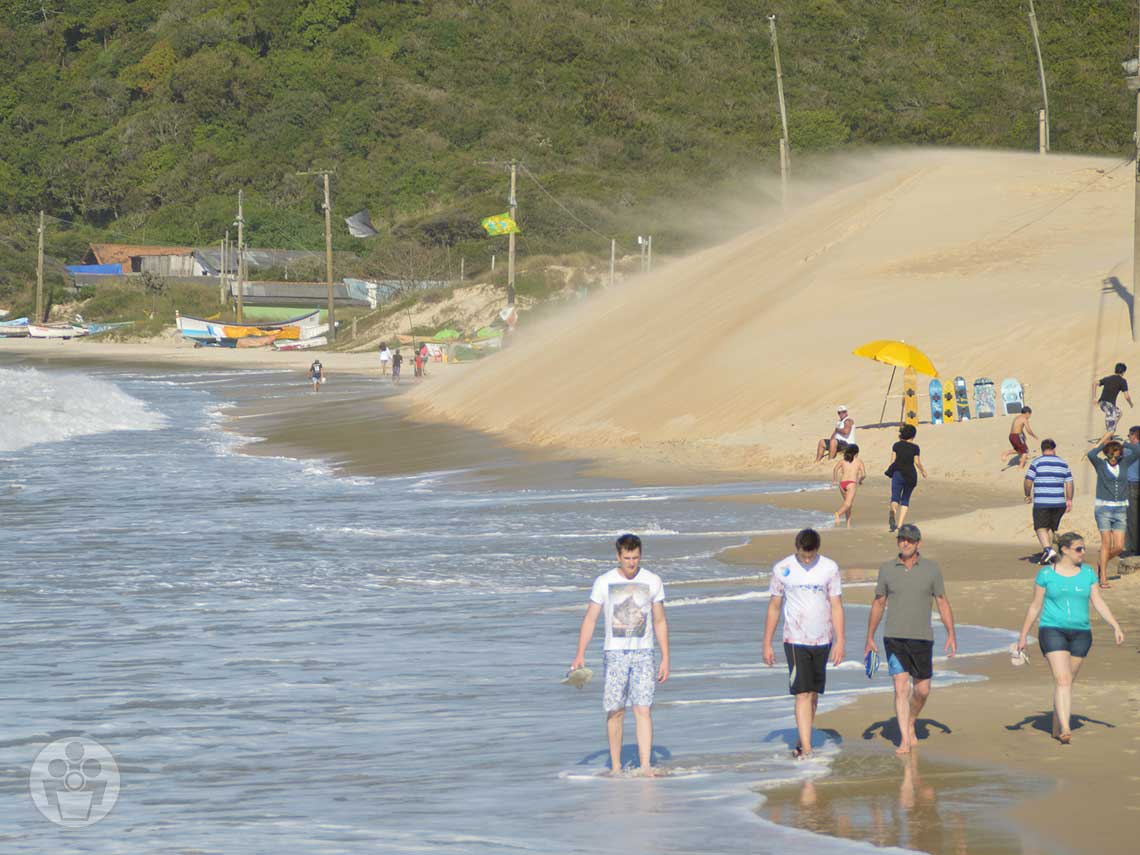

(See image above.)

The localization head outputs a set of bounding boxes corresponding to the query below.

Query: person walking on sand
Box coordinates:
[308,359,324,392]
[1094,363,1132,434]
[1001,407,1037,469]
[570,533,669,776]
[884,424,926,533]
[762,528,845,759]
[815,406,855,463]
[864,524,956,756]
[413,346,424,382]
[1016,532,1124,745]
[1086,430,1140,588]
[379,343,391,376]
[391,349,403,385]
[831,444,866,528]
[1024,439,1073,564]
[419,342,430,377]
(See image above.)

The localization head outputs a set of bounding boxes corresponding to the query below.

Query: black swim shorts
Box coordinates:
[883,637,934,681]
[784,642,831,695]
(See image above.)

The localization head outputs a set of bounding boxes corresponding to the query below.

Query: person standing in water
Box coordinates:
[831,444,866,528]
[1016,532,1124,745]
[763,528,845,759]
[571,534,669,776]
[308,359,324,392]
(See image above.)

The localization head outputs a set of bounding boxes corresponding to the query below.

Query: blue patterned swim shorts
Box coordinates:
[602,649,657,712]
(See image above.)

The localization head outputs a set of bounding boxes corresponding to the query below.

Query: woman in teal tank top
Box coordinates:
[1017,532,1124,744]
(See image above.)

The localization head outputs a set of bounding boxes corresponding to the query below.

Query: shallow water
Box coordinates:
[0,362,1018,854]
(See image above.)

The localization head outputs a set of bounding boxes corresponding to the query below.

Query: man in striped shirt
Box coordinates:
[1024,439,1074,564]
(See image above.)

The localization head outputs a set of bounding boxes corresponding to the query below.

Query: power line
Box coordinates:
[519,164,614,242]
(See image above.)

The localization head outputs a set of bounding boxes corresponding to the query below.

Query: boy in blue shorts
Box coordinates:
[571,534,670,776]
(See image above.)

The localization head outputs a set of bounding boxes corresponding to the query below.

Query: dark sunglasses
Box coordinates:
[1069,546,1086,553]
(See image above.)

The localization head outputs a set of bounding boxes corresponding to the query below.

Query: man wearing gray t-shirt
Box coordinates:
[864,524,957,755]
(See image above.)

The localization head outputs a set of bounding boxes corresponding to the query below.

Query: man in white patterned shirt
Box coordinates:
[763,528,845,759]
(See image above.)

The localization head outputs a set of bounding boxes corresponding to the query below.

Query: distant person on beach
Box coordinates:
[308,359,324,392]
[413,347,424,381]
[391,349,403,385]
[884,424,926,533]
[864,524,956,756]
[1126,426,1140,557]
[815,406,855,463]
[762,528,845,759]
[831,444,866,528]
[1016,532,1124,745]
[571,533,669,776]
[1094,363,1132,434]
[419,342,430,377]
[1001,407,1037,469]
[379,343,391,376]
[1024,439,1073,564]
[1086,430,1140,588]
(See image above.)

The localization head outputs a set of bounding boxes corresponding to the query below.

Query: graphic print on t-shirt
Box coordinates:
[609,583,651,638]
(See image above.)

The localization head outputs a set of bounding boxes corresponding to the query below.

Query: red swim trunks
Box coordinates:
[1009,433,1029,455]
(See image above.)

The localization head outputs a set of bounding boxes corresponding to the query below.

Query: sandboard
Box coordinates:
[954,376,970,421]
[902,366,920,427]
[941,378,955,424]
[1001,378,1024,415]
[929,378,944,425]
[973,377,996,419]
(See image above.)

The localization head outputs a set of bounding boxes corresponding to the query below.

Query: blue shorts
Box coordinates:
[602,649,657,712]
[1094,505,1128,532]
[890,472,916,506]
[1038,626,1093,658]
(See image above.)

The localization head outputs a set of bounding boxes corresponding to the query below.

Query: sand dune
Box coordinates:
[419,149,1140,540]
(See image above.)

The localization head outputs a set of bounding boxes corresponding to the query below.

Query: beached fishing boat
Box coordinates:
[274,336,327,351]
[83,322,135,335]
[176,310,320,345]
[0,318,29,337]
[27,323,88,339]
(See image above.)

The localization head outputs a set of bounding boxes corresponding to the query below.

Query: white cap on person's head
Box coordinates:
[836,405,848,413]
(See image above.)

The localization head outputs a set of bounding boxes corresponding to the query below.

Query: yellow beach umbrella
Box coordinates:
[852,339,939,377]
[852,339,939,425]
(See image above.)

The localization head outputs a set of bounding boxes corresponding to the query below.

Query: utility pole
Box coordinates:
[1028,0,1050,152]
[609,239,616,288]
[219,234,227,305]
[508,160,518,305]
[235,190,245,322]
[35,210,44,322]
[1133,0,1140,342]
[767,14,791,205]
[297,170,337,341]
[647,235,653,272]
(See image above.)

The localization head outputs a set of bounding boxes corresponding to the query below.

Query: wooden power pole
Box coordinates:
[507,160,517,305]
[35,210,44,322]
[767,14,791,205]
[297,170,337,341]
[1133,0,1140,342]
[235,190,245,322]
[1028,0,1050,153]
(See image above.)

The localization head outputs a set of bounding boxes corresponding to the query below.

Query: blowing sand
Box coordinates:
[6,148,1140,853]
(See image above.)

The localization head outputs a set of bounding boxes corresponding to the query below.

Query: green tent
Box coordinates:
[434,328,461,340]
[475,326,501,339]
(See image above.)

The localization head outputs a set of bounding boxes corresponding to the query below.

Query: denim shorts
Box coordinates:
[890,472,916,506]
[602,649,657,712]
[1038,626,1093,658]
[1094,504,1128,532]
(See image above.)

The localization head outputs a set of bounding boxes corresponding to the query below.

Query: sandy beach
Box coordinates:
[6,148,1140,853]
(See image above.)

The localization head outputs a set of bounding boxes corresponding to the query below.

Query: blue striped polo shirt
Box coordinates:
[1026,454,1073,507]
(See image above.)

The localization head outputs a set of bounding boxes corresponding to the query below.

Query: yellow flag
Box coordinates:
[481,213,519,236]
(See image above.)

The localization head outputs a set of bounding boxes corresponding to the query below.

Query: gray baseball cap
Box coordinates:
[896,523,922,541]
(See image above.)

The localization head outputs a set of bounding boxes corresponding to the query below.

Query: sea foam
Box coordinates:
[0,366,167,452]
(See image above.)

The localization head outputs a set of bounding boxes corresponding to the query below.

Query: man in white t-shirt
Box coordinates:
[378,343,392,376]
[571,533,669,776]
[762,528,845,759]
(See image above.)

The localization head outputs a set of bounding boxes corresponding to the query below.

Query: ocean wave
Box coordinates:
[0,366,167,452]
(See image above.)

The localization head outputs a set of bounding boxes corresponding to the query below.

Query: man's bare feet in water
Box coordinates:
[792,745,813,760]
[635,766,661,777]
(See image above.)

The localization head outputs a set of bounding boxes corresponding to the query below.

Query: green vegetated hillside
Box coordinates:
[0,0,1136,300]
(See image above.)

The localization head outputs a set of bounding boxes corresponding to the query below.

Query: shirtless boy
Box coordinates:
[1001,407,1036,469]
